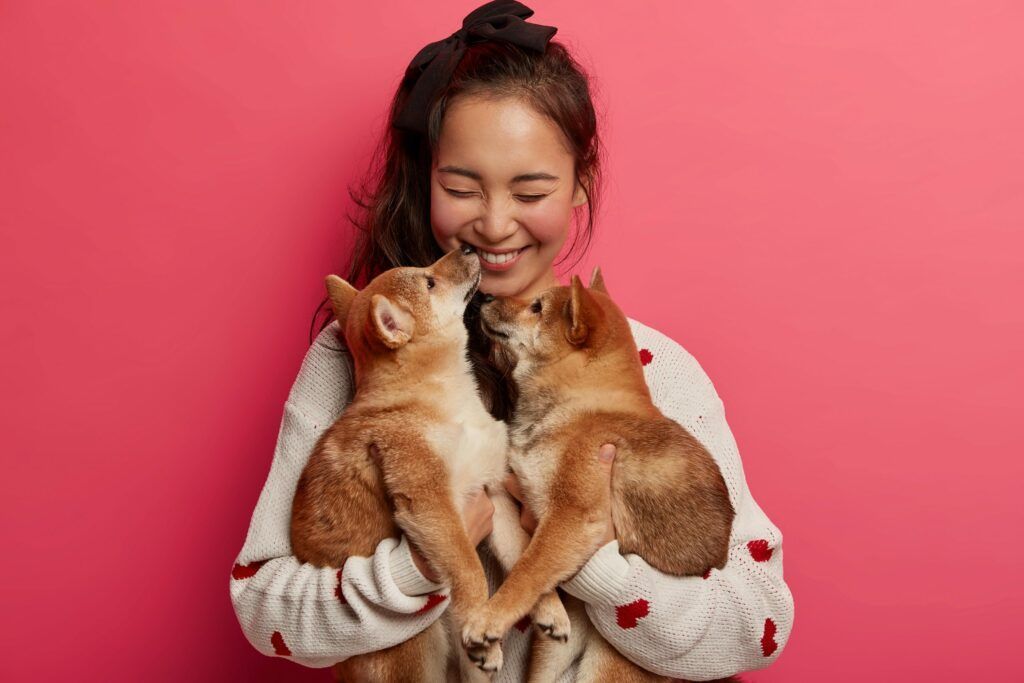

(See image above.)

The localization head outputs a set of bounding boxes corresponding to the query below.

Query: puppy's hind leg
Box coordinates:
[331,620,448,683]
[527,594,589,683]
[575,627,671,683]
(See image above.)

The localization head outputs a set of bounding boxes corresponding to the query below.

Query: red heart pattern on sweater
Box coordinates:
[231,560,267,580]
[615,598,650,629]
[416,593,447,614]
[761,618,778,657]
[747,539,773,562]
[639,348,653,366]
[271,631,292,656]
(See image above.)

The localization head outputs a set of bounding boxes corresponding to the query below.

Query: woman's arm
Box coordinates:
[229,322,451,668]
[560,327,795,679]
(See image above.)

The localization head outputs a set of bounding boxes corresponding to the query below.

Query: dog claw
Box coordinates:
[537,622,570,643]
[465,634,498,648]
[531,595,572,643]
[465,641,503,673]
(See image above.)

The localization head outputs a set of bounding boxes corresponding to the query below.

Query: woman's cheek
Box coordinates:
[430,193,469,241]
[526,202,573,246]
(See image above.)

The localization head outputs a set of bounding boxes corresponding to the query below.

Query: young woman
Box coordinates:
[229,2,794,680]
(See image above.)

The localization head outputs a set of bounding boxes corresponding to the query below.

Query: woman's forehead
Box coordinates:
[437,97,574,176]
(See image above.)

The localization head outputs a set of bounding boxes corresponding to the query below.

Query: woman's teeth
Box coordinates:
[480,248,525,264]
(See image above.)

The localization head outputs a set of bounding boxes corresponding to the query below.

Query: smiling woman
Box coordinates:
[230,2,792,680]
[430,96,590,300]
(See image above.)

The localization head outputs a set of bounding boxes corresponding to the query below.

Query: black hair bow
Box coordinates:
[393,0,558,135]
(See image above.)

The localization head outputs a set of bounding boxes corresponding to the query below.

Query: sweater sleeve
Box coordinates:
[560,327,794,680]
[229,321,452,668]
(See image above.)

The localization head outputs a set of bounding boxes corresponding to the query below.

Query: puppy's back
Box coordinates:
[570,409,735,576]
[290,404,397,567]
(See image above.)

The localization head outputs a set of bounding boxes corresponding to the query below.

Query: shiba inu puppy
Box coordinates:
[463,268,737,682]
[289,245,570,682]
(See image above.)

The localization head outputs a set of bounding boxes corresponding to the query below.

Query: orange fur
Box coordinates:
[291,247,510,682]
[464,267,737,682]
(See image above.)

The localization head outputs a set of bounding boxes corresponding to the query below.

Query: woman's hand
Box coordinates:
[504,443,617,550]
[408,487,495,584]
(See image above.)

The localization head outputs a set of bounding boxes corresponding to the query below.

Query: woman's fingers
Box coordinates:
[502,472,538,535]
[503,471,523,502]
[520,506,538,534]
[463,487,495,546]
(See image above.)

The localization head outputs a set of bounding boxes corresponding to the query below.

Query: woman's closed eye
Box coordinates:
[444,188,548,203]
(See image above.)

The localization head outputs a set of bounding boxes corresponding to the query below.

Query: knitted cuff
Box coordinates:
[560,539,631,606]
[389,535,447,596]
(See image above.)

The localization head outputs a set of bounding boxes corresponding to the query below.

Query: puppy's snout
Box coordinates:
[461,243,476,255]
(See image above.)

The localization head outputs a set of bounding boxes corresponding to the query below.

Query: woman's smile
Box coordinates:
[430,96,587,301]
[475,244,530,271]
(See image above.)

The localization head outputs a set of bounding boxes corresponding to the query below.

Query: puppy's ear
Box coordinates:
[325,275,359,324]
[369,294,414,349]
[588,266,608,295]
[565,274,604,346]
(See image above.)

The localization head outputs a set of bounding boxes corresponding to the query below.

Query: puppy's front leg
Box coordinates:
[487,486,570,642]
[464,452,609,653]
[376,443,490,625]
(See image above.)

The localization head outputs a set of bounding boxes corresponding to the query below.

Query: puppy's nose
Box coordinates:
[460,243,476,255]
[482,293,495,303]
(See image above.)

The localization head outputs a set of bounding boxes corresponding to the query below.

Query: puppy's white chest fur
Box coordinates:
[423,371,509,506]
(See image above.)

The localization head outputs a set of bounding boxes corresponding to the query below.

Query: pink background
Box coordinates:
[2,1,1021,680]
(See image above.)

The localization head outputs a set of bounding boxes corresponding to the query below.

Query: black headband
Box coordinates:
[393,0,558,135]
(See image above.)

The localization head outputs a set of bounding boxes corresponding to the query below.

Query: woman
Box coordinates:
[229,2,794,680]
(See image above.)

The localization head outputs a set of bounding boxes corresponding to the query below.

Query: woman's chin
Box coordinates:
[482,278,533,299]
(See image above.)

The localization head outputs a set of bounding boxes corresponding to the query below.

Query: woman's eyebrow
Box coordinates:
[438,165,559,183]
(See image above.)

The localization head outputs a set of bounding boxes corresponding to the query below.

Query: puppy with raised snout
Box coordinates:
[289,245,573,682]
[463,267,737,682]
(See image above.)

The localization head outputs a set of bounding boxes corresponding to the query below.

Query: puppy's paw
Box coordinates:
[465,640,503,674]
[461,605,506,669]
[530,592,571,643]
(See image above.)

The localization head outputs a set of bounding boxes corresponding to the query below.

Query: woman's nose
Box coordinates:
[476,203,518,243]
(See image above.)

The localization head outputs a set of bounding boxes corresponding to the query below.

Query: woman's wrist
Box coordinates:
[408,541,441,583]
[561,539,631,605]
[389,535,446,596]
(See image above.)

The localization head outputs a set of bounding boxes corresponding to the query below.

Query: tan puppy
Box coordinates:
[290,246,569,682]
[463,268,737,683]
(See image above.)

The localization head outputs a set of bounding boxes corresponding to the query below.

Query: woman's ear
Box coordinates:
[572,173,590,208]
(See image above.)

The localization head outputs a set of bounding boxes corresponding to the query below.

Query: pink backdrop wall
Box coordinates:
[2,1,1021,680]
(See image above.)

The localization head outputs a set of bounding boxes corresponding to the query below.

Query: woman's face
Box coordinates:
[430,96,587,302]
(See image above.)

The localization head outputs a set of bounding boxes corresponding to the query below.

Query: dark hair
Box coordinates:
[309,39,604,421]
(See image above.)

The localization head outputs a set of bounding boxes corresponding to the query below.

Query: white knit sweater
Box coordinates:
[230,317,794,681]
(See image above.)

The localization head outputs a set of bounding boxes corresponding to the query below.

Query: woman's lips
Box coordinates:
[478,246,528,272]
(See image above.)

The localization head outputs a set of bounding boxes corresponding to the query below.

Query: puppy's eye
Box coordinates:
[426,276,435,289]
[530,300,542,314]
